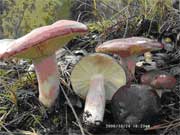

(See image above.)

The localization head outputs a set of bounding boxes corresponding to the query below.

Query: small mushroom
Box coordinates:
[144,52,152,63]
[141,70,176,97]
[0,20,88,107]
[111,84,160,126]
[70,53,127,125]
[96,37,163,78]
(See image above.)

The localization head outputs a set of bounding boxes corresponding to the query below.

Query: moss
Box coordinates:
[88,20,113,32]
[0,72,37,105]
[0,69,7,76]
[52,116,61,125]
[31,115,43,127]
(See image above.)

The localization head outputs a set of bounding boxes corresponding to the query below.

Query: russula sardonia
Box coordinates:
[141,70,176,97]
[111,84,160,126]
[96,37,163,78]
[0,20,88,107]
[70,53,127,125]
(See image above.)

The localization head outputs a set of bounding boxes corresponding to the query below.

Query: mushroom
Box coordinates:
[96,37,163,78]
[0,20,88,107]
[70,53,127,125]
[111,84,160,126]
[141,70,176,97]
[144,52,152,63]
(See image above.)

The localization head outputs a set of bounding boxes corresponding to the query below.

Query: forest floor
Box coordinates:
[0,2,180,135]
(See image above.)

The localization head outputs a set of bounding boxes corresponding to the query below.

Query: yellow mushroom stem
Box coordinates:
[144,52,152,63]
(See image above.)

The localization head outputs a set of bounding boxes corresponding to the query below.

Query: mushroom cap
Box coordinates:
[111,84,160,124]
[70,53,127,100]
[141,70,176,89]
[0,20,88,59]
[96,37,163,57]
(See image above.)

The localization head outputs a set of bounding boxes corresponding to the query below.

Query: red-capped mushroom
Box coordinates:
[96,37,163,78]
[0,20,88,107]
[141,70,176,97]
[111,84,160,126]
[70,53,127,125]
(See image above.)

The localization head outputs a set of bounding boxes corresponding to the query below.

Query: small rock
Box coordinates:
[28,64,35,72]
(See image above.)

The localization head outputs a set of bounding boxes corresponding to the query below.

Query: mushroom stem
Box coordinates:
[122,56,137,79]
[32,54,60,107]
[83,74,105,125]
[144,52,152,63]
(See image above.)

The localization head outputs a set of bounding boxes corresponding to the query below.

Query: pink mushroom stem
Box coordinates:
[83,74,105,125]
[121,56,137,79]
[32,54,59,107]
